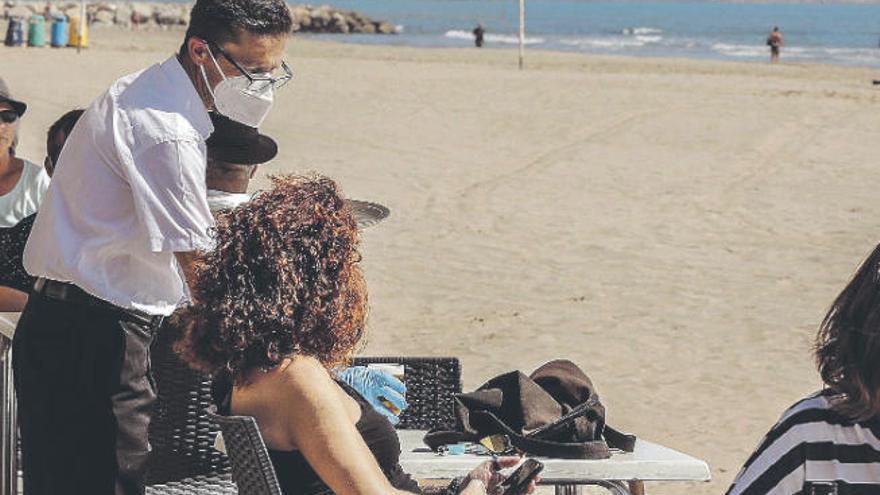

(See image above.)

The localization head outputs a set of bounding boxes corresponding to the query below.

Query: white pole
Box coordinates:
[77,0,85,53]
[518,0,524,69]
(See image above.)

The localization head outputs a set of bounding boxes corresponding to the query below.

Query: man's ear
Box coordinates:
[187,37,210,67]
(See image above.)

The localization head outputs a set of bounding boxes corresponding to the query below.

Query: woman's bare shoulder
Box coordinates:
[245,355,334,400]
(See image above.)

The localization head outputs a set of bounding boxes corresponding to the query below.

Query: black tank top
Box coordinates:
[214,376,421,495]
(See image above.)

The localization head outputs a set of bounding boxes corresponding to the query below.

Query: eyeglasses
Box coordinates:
[0,111,19,124]
[206,40,293,94]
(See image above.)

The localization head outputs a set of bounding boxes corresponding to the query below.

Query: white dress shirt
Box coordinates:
[0,159,50,227]
[24,56,215,316]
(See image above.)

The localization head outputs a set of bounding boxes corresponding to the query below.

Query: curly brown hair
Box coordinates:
[815,243,880,421]
[175,174,367,383]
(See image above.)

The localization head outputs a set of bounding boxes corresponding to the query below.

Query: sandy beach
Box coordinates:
[4,26,880,494]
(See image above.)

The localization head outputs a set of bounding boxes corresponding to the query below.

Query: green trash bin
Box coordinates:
[27,14,46,47]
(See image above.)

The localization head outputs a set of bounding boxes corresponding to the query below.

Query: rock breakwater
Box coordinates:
[2,1,397,34]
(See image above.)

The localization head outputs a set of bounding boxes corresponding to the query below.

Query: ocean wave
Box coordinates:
[821,47,880,63]
[622,27,663,36]
[561,35,662,50]
[444,30,545,45]
[711,43,880,64]
[711,43,766,58]
[635,35,662,44]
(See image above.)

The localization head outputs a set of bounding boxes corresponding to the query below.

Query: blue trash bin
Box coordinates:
[4,17,24,47]
[50,15,68,47]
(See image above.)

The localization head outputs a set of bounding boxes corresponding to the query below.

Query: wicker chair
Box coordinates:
[145,476,238,495]
[205,408,283,495]
[146,324,232,490]
[350,356,462,430]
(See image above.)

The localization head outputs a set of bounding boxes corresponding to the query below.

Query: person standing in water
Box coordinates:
[473,23,485,48]
[767,26,783,63]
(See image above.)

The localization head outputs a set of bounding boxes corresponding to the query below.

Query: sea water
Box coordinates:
[295,0,880,68]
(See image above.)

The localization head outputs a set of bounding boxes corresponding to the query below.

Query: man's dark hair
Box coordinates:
[182,0,292,50]
[46,109,84,165]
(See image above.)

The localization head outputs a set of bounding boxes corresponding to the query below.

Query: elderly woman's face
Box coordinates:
[0,102,18,155]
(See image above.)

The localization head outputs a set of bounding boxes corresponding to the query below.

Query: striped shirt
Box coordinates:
[726,391,880,495]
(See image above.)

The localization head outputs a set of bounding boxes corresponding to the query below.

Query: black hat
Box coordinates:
[422,359,636,459]
[206,113,277,165]
[0,77,27,117]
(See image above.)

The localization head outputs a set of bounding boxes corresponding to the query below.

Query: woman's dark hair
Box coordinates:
[176,175,366,384]
[183,0,292,48]
[816,243,880,421]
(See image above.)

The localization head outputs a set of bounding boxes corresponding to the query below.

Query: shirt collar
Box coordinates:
[159,55,214,140]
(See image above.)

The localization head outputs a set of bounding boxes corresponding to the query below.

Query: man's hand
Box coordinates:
[337,366,407,425]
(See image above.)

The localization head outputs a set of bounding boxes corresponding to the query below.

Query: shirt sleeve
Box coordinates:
[725,424,806,495]
[33,165,50,200]
[128,139,214,253]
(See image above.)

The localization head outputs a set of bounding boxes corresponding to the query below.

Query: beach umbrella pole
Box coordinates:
[77,0,85,53]
[518,0,525,69]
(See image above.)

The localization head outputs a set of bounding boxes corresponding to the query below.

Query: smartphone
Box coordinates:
[500,458,544,495]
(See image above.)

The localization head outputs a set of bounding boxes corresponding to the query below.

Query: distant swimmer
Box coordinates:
[473,23,485,48]
[767,26,783,63]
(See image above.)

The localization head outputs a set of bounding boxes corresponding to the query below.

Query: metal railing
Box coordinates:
[0,335,18,495]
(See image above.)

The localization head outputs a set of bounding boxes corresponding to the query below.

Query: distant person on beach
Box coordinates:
[12,0,293,493]
[767,26,783,63]
[726,244,880,495]
[0,108,82,313]
[473,23,485,48]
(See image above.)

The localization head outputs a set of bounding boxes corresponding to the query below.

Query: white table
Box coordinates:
[0,313,18,495]
[397,430,710,495]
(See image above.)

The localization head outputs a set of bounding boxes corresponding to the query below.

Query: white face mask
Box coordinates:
[206,189,253,212]
[200,47,274,128]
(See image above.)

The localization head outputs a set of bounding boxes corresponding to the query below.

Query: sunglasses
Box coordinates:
[479,434,521,455]
[0,111,19,124]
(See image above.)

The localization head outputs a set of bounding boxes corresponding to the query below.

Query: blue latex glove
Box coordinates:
[338,366,407,425]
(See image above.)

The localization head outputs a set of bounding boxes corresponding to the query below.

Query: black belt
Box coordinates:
[33,278,165,328]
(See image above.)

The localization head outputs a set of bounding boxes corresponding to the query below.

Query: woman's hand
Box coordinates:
[459,457,538,495]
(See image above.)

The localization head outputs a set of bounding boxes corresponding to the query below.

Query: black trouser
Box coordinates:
[12,290,161,495]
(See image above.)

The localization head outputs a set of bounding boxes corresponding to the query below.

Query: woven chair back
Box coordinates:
[206,408,284,495]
